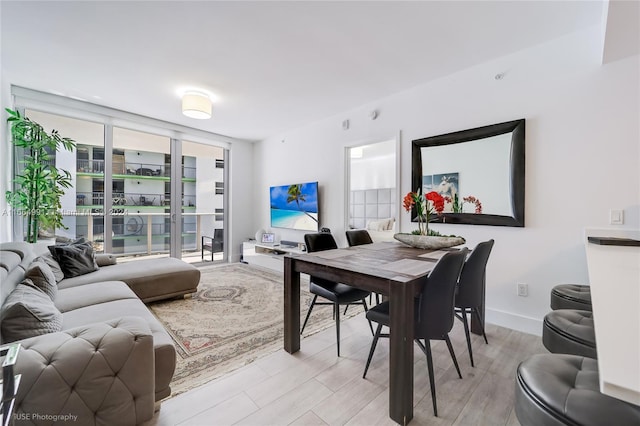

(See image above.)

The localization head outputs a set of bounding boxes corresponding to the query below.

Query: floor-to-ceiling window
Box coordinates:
[12,89,229,263]
[24,110,106,251]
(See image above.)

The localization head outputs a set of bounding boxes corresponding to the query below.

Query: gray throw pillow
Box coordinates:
[0,281,63,343]
[48,239,99,278]
[24,260,57,300]
[34,253,65,283]
[95,253,117,267]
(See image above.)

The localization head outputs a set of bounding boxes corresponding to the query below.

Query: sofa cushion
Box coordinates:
[58,257,200,302]
[55,281,138,313]
[34,253,65,283]
[25,260,57,300]
[49,240,99,278]
[1,281,63,343]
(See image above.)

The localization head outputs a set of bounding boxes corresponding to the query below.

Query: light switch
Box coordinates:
[609,209,624,225]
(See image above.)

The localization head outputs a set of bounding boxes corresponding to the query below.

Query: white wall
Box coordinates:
[254,25,640,335]
[229,140,254,262]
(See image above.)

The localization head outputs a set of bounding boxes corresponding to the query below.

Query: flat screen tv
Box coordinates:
[270,181,319,232]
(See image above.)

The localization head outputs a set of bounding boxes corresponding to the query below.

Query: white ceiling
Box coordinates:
[1,1,608,142]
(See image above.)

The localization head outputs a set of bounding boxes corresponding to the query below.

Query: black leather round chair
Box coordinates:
[542,309,596,359]
[550,284,592,311]
[515,353,640,425]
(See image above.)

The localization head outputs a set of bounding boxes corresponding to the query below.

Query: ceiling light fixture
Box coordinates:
[182,91,212,119]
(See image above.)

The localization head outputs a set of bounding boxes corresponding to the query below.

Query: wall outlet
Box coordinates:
[517,283,528,297]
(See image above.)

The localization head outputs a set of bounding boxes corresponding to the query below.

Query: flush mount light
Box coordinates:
[182,91,212,119]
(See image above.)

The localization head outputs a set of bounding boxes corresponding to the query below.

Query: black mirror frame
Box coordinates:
[411,119,525,227]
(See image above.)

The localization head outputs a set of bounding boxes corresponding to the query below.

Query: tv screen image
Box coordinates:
[270,181,319,231]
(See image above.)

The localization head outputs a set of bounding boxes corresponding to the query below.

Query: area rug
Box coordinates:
[149,263,358,397]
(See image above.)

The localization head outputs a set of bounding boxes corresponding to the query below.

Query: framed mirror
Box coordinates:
[411,119,525,227]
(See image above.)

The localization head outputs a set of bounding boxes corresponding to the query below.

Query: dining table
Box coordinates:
[283,241,478,425]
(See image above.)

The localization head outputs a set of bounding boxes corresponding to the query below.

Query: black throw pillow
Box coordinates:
[48,238,99,278]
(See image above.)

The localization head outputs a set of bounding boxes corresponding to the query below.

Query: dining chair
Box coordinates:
[454,239,494,367]
[345,229,381,306]
[301,232,374,356]
[362,248,468,416]
[345,229,374,246]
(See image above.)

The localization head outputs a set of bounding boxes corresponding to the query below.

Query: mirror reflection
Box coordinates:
[421,133,512,216]
[347,139,399,241]
[412,119,525,227]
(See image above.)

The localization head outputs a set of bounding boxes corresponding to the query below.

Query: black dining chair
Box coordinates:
[301,232,374,356]
[345,229,381,306]
[363,248,468,417]
[454,239,494,367]
[345,229,373,246]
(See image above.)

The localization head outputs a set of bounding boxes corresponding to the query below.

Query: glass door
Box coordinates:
[180,140,226,263]
[112,127,171,259]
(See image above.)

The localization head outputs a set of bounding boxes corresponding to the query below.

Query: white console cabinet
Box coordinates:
[241,241,304,273]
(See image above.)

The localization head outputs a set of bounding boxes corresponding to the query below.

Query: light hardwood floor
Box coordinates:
[145,311,545,426]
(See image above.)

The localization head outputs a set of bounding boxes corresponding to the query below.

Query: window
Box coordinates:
[13,88,229,263]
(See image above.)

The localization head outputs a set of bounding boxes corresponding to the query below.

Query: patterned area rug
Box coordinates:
[149,263,356,397]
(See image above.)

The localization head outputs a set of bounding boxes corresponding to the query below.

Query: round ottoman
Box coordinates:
[543,309,596,359]
[515,354,640,426]
[550,284,591,311]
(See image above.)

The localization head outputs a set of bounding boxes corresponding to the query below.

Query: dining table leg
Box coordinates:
[388,280,415,425]
[284,256,300,354]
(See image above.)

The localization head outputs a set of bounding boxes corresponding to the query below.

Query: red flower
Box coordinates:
[425,191,445,214]
[403,192,416,212]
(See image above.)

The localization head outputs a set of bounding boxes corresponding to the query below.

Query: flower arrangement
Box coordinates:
[462,195,482,213]
[443,194,483,214]
[402,189,445,236]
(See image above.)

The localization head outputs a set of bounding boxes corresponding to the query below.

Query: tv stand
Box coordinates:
[241,241,304,272]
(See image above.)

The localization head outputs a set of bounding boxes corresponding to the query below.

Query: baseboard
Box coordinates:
[486,308,542,336]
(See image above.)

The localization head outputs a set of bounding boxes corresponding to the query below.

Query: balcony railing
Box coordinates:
[77,159,105,173]
[77,160,196,179]
[69,213,219,256]
[76,192,196,208]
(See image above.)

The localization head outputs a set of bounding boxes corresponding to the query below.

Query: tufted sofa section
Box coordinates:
[0,242,191,425]
[14,317,155,426]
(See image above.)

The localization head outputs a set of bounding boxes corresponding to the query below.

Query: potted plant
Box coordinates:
[394,189,465,249]
[5,108,76,243]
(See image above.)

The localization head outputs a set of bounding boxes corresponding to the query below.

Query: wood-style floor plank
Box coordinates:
[145,312,543,426]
